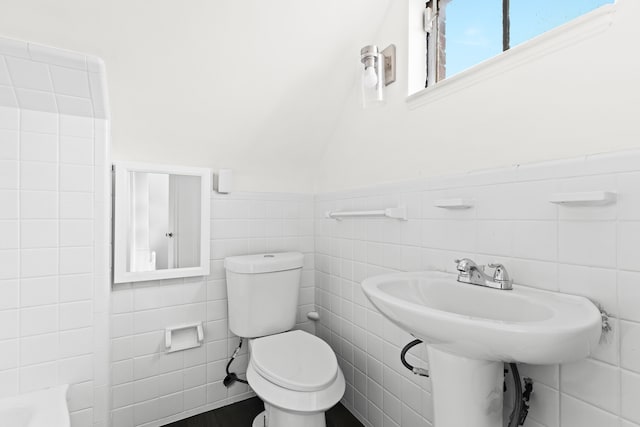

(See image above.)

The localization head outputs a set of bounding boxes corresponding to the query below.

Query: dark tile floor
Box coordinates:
[164,396,363,427]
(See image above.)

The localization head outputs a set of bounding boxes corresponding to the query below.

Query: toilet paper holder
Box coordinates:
[165,322,204,353]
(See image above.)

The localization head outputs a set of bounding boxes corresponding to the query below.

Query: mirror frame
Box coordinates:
[113,161,211,284]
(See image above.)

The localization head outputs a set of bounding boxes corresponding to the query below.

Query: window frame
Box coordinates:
[407,0,616,107]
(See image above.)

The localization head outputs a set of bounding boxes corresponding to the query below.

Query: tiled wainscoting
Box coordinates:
[110,192,315,427]
[0,38,111,426]
[315,152,640,427]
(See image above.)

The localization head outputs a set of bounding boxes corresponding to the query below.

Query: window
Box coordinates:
[423,0,614,87]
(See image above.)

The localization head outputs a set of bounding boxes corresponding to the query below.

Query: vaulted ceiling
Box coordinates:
[0,0,392,191]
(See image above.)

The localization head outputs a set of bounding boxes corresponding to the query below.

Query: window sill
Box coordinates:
[406,3,616,110]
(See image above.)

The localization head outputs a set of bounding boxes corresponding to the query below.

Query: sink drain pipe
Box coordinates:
[506,363,533,426]
[507,363,523,426]
[400,340,532,426]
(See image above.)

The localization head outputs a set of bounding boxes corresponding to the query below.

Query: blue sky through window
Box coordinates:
[444,0,614,78]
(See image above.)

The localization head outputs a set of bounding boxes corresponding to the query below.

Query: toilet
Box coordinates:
[224,252,345,427]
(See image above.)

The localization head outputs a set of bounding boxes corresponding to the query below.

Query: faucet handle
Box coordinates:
[488,263,512,286]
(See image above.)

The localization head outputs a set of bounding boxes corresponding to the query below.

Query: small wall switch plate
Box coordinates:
[214,169,233,194]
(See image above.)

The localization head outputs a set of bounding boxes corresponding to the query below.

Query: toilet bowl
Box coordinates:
[247,330,345,427]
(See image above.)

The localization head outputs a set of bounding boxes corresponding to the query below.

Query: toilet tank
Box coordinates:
[224,252,304,338]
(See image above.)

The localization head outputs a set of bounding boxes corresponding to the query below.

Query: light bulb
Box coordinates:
[363,66,378,89]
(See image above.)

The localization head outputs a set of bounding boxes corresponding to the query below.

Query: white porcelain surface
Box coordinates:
[251,330,338,392]
[225,250,344,426]
[361,271,602,364]
[225,252,304,274]
[427,346,503,427]
[247,358,345,414]
[225,253,303,338]
[0,385,70,427]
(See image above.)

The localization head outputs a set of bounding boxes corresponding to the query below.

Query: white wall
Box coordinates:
[315,150,640,427]
[316,0,640,192]
[0,0,393,193]
[3,0,635,195]
[0,37,111,427]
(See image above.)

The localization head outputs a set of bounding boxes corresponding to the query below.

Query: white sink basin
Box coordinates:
[362,271,602,364]
[362,271,603,427]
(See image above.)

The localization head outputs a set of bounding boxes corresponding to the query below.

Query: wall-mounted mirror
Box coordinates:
[113,162,211,283]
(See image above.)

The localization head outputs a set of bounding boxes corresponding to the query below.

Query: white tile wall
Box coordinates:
[315,151,640,427]
[0,36,110,427]
[110,192,315,427]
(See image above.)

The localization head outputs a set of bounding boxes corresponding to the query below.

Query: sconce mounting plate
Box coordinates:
[382,44,396,86]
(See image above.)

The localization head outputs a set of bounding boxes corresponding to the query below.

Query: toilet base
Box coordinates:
[252,411,266,427]
[253,404,326,427]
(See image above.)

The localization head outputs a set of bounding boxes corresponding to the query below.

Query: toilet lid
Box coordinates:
[251,330,338,392]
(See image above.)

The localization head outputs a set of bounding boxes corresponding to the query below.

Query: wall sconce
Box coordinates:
[360,44,396,108]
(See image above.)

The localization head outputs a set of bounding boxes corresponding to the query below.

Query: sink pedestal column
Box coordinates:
[427,346,503,427]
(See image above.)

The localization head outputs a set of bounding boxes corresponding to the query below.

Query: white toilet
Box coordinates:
[224,252,345,427]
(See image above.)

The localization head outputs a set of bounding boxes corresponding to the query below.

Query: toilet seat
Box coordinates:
[247,330,346,414]
[247,363,346,414]
[251,330,338,392]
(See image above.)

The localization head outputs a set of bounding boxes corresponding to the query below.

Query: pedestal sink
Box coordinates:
[361,271,602,427]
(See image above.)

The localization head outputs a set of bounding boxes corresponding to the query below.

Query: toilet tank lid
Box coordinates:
[224,252,304,274]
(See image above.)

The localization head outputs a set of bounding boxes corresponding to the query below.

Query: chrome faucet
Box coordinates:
[454,258,513,290]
